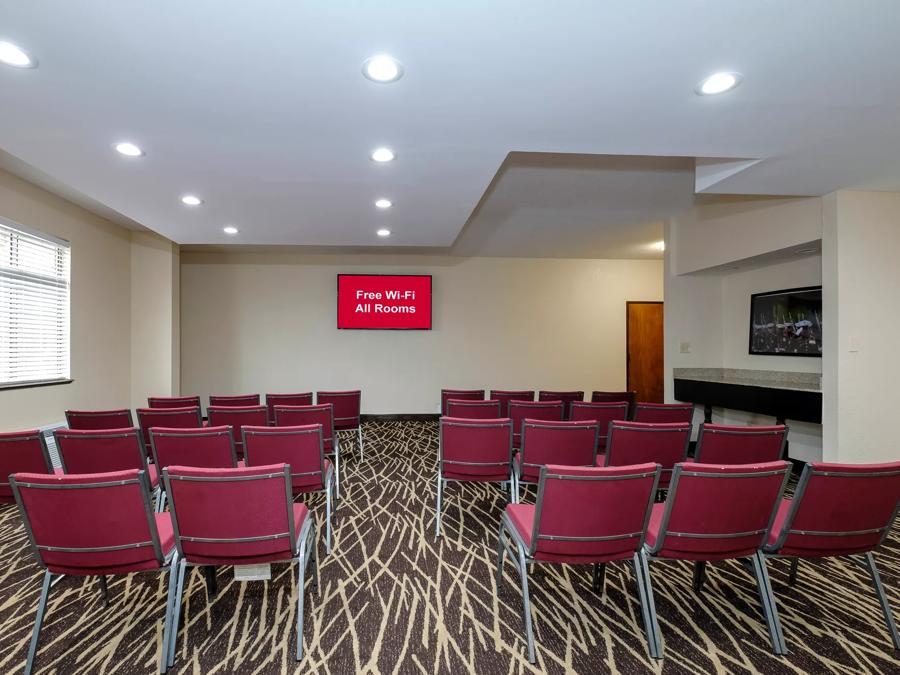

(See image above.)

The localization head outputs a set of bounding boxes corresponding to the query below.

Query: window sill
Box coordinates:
[0,379,74,392]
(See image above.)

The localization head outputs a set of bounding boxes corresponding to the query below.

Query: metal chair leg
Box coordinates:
[296,534,307,661]
[495,524,508,588]
[435,473,443,538]
[865,552,900,650]
[24,570,53,675]
[156,490,167,513]
[168,559,187,667]
[633,552,661,659]
[788,558,799,586]
[312,522,320,593]
[334,442,341,501]
[592,563,606,594]
[692,561,707,593]
[751,552,786,654]
[97,575,110,607]
[325,480,333,554]
[515,543,536,663]
[160,552,179,673]
[358,426,363,462]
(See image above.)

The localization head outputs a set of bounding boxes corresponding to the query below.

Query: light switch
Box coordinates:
[680,341,691,354]
[848,335,860,353]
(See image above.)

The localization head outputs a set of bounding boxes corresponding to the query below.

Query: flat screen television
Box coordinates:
[337,274,432,330]
[749,286,822,356]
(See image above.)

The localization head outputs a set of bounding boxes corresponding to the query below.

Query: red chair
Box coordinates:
[509,400,565,448]
[137,406,204,456]
[695,424,787,464]
[440,389,485,415]
[207,405,268,459]
[265,393,314,425]
[537,390,584,418]
[436,417,513,537]
[762,461,900,653]
[163,463,318,665]
[317,391,364,462]
[209,393,260,408]
[11,468,177,674]
[275,404,342,499]
[591,390,637,419]
[605,421,691,489]
[642,461,792,659]
[496,463,661,663]
[54,427,162,510]
[514,420,599,502]
[243,425,335,553]
[65,408,133,430]
[570,401,630,458]
[445,399,501,419]
[633,402,694,424]
[0,431,54,503]
[148,395,202,410]
[490,390,535,418]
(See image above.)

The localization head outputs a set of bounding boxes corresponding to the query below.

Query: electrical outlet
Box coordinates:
[680,341,691,354]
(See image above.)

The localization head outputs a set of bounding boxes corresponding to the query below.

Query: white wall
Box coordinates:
[822,191,900,463]
[0,169,132,430]
[179,252,664,414]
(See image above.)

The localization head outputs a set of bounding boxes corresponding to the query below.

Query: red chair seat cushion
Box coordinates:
[292,459,333,494]
[593,452,607,466]
[513,455,541,484]
[767,497,791,548]
[147,463,159,489]
[507,504,536,549]
[644,503,665,550]
[155,512,176,556]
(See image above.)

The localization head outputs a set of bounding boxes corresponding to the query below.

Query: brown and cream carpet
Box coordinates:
[0,420,898,674]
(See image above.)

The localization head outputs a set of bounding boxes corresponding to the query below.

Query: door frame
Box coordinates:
[626,301,664,396]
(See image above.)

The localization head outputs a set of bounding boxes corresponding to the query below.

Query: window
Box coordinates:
[0,218,71,387]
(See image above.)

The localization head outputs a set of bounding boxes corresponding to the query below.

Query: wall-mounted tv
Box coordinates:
[337,274,432,330]
[749,286,822,357]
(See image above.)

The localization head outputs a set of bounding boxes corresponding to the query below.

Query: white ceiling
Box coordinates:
[2,2,900,254]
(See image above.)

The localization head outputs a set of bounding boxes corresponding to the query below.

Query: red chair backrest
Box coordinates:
[439,417,512,479]
[529,463,660,563]
[650,461,790,560]
[569,402,629,452]
[207,405,268,456]
[0,431,53,503]
[633,402,694,424]
[148,395,201,410]
[65,409,134,430]
[767,461,900,558]
[537,391,584,418]
[164,463,296,564]
[243,424,326,493]
[136,406,203,453]
[274,405,335,446]
[150,425,237,471]
[11,468,164,574]
[209,394,260,408]
[441,389,485,415]
[54,428,147,475]
[317,390,361,429]
[490,390,535,418]
[605,421,692,488]
[519,420,599,483]
[445,399,502,419]
[265,393,314,424]
[591,391,637,418]
[509,400,565,447]
[695,424,787,465]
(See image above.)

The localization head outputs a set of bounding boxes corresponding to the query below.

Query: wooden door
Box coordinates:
[627,302,664,404]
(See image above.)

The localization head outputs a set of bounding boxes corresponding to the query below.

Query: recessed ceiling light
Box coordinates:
[0,41,36,68]
[375,198,392,209]
[115,141,144,157]
[223,226,239,235]
[371,147,395,163]
[696,72,742,95]
[376,228,391,237]
[362,55,403,83]
[652,240,666,251]
[181,195,203,206]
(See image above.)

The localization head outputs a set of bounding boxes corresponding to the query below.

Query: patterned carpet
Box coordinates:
[0,420,898,674]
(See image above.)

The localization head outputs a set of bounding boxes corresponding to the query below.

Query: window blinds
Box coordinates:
[0,219,71,386]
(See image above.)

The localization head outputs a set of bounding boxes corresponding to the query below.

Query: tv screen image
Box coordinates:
[749,286,822,357]
[337,274,432,330]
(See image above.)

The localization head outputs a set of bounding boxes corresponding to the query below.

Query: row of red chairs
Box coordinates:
[435,416,900,662]
[9,462,318,673]
[441,388,668,419]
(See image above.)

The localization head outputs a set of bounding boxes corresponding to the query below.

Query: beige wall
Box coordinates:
[130,230,180,408]
[0,169,132,430]
[822,191,900,463]
[180,252,664,414]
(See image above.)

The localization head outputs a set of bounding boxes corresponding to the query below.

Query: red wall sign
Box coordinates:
[337,274,432,330]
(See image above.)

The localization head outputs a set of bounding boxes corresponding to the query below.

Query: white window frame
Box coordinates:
[0,217,71,389]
